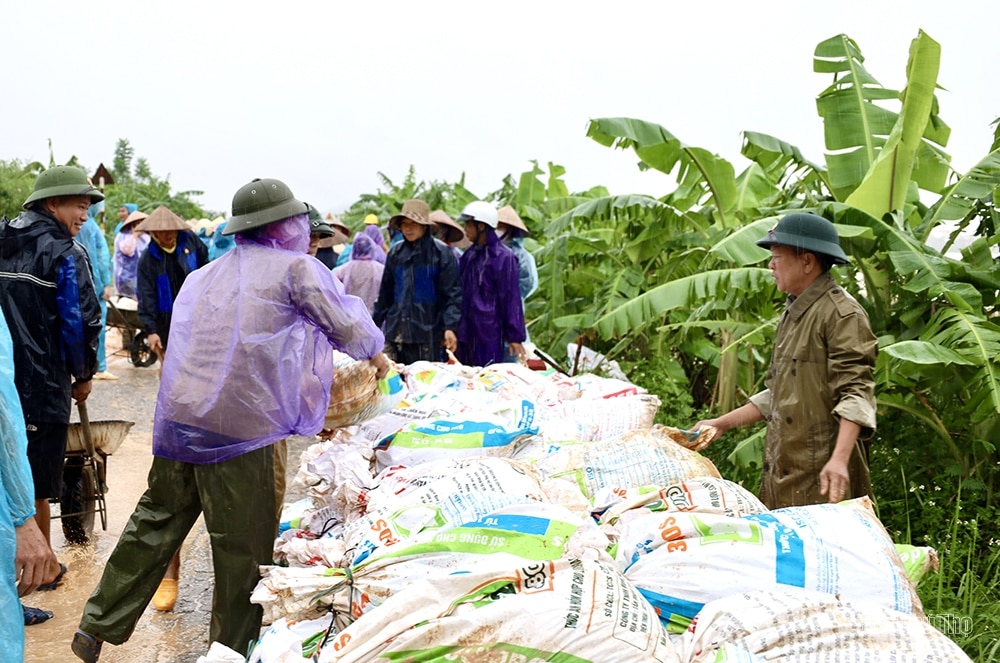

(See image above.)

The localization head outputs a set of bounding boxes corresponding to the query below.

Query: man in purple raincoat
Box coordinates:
[74,178,388,662]
[455,201,526,366]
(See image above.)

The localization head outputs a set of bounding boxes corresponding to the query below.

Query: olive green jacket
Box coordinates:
[749,272,877,508]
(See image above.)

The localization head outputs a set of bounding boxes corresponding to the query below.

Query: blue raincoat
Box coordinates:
[457,229,525,366]
[208,222,235,261]
[0,315,35,662]
[79,203,112,371]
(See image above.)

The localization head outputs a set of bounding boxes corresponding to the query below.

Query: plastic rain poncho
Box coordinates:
[362,224,388,264]
[457,229,526,366]
[113,218,150,298]
[79,203,113,371]
[209,222,235,261]
[0,315,35,661]
[152,214,385,465]
[334,233,384,314]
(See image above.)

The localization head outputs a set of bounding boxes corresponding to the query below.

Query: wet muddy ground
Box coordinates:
[24,330,312,662]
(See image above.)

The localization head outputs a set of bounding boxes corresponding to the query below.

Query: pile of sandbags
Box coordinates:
[197,358,970,663]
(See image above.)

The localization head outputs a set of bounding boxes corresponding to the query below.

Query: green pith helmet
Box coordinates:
[222,178,308,236]
[23,165,105,209]
[306,203,334,237]
[756,212,850,265]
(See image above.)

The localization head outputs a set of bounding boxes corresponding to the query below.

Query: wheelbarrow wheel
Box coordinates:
[61,458,96,545]
[130,331,158,367]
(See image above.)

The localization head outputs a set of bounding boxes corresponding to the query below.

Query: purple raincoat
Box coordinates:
[457,229,525,366]
[334,233,384,314]
[152,214,384,464]
[362,224,387,264]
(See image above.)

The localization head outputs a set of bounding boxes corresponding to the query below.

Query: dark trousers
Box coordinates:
[79,444,278,655]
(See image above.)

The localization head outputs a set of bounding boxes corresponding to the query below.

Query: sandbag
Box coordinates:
[618,497,924,632]
[537,393,662,442]
[373,399,538,471]
[594,476,768,526]
[249,615,335,663]
[252,503,611,626]
[343,457,587,565]
[318,557,681,663]
[675,588,972,662]
[529,426,720,501]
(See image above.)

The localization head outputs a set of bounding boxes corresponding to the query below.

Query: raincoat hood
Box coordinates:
[362,224,385,249]
[350,233,376,260]
[234,213,310,255]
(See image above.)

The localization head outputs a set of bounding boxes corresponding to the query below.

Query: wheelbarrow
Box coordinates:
[106,296,158,367]
[58,402,135,544]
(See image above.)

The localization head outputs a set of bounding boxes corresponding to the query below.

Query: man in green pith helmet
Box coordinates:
[73,177,387,662]
[0,165,103,622]
[692,212,878,509]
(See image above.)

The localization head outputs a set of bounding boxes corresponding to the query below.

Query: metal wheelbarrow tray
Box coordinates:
[59,403,135,544]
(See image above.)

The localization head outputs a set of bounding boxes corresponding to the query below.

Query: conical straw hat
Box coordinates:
[135,205,189,232]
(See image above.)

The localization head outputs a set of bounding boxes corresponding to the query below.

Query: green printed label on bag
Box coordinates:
[368,515,578,563]
[383,644,590,663]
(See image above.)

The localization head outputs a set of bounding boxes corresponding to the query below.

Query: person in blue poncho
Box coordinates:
[1,313,62,645]
[113,203,136,234]
[78,202,116,379]
[208,220,235,261]
[74,178,388,662]
[455,201,526,366]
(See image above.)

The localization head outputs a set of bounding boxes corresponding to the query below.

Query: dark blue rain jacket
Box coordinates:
[137,231,208,348]
[372,232,460,350]
[0,210,101,422]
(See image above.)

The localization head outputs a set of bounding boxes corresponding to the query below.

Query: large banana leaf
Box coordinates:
[881,339,975,365]
[815,32,950,203]
[544,194,674,236]
[845,31,943,218]
[594,268,774,338]
[919,148,1000,243]
[923,308,1000,422]
[740,131,826,180]
[586,118,739,227]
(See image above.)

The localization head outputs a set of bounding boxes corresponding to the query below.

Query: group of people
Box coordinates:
[0,165,877,662]
[306,199,540,367]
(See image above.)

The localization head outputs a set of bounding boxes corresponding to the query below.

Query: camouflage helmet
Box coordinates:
[756,212,850,265]
[23,165,104,209]
[222,178,308,236]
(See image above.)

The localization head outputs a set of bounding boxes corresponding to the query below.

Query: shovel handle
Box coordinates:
[77,401,98,459]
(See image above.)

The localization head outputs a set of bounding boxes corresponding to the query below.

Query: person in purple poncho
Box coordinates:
[455,201,526,366]
[361,218,387,264]
[334,232,385,314]
[73,178,388,662]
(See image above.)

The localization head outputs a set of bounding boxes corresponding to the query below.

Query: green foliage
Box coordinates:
[338,166,482,233]
[0,159,44,219]
[529,30,998,658]
[100,139,214,231]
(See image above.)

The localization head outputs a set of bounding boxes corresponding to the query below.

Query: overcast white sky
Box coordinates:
[5,1,997,216]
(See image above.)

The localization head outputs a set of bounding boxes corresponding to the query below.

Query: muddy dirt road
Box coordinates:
[24,332,312,662]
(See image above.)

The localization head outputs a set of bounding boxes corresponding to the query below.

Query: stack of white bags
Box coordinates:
[199,359,969,663]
